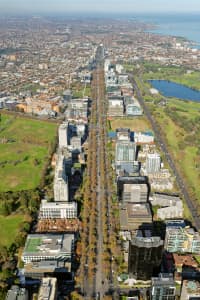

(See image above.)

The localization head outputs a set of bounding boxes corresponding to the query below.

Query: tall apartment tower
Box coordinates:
[54,155,68,202]
[128,232,163,280]
[146,153,161,174]
[58,123,68,148]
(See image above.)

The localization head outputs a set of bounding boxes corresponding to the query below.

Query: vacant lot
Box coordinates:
[0,113,58,192]
[110,116,150,132]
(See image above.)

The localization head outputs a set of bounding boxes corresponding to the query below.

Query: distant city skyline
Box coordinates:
[1,0,200,14]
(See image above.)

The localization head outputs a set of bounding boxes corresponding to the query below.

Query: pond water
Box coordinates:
[149,80,200,102]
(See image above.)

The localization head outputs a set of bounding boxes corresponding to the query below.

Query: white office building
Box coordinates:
[22,234,74,264]
[39,200,77,219]
[146,153,161,174]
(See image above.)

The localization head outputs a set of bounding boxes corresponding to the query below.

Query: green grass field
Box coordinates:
[148,96,200,204]
[110,116,150,132]
[0,113,57,192]
[0,215,25,247]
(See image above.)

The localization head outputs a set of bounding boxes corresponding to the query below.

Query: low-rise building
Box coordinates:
[151,193,183,219]
[38,277,57,300]
[151,273,176,300]
[134,131,154,144]
[151,194,182,207]
[181,280,200,299]
[65,98,88,122]
[116,128,131,141]
[6,286,28,300]
[172,253,199,282]
[108,98,124,116]
[22,233,74,264]
[157,205,183,220]
[124,96,143,116]
[70,136,82,152]
[39,200,77,219]
[118,176,149,202]
[165,225,200,254]
[115,141,137,174]
[122,183,148,203]
[24,260,71,280]
[146,152,161,174]
[120,202,152,231]
[126,104,143,116]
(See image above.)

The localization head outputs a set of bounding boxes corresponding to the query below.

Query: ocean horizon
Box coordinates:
[46,12,200,47]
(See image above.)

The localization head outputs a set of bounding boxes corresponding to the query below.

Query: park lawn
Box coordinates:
[0,145,46,191]
[110,116,151,132]
[181,147,200,197]
[169,71,200,91]
[0,114,12,128]
[0,114,57,192]
[0,115,56,144]
[0,215,25,247]
[155,108,184,153]
[152,105,200,203]
[167,98,200,119]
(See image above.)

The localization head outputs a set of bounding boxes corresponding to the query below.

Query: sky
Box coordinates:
[1,0,200,14]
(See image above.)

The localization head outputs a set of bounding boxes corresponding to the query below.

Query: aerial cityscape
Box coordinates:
[1,1,200,300]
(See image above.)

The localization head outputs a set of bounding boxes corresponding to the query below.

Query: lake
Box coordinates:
[149,80,200,102]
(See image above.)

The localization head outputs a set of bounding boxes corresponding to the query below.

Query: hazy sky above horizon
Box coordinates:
[1,0,200,14]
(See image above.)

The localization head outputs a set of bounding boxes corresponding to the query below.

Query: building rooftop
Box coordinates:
[131,236,163,248]
[6,286,27,300]
[116,141,136,162]
[23,234,74,259]
[166,226,200,239]
[120,202,152,230]
[118,176,148,185]
[165,219,186,228]
[124,183,148,194]
[173,254,198,268]
[183,280,200,295]
[152,273,174,286]
[40,200,77,209]
[24,260,71,276]
[38,277,57,300]
[126,203,151,218]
